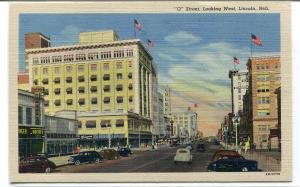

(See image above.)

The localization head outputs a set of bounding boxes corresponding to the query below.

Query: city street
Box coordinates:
[54,143,221,173]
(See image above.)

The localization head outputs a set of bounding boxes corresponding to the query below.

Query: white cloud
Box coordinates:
[52,25,80,46]
[164,31,201,46]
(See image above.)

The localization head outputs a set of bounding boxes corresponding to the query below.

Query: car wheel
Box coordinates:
[45,167,51,173]
[75,160,80,165]
[242,167,248,172]
[95,158,100,163]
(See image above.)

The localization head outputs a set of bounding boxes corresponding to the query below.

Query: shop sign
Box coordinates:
[19,126,44,138]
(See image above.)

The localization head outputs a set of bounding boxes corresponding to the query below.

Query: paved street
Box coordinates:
[54,143,221,173]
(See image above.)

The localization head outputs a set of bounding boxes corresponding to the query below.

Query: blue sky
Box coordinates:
[19,13,280,135]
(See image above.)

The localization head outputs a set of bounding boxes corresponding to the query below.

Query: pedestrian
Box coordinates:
[245,140,250,154]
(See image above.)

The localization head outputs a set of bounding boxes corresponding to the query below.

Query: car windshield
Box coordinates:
[179,150,187,153]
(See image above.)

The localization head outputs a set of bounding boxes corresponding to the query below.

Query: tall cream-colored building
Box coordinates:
[26,30,158,147]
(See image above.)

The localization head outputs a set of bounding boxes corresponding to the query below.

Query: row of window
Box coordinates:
[79,119,125,129]
[34,73,133,85]
[256,74,281,82]
[256,64,280,70]
[45,96,134,107]
[257,88,270,93]
[257,97,270,104]
[33,49,134,64]
[46,133,77,139]
[38,62,133,75]
[41,84,134,96]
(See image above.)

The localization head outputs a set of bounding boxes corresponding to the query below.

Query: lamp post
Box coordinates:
[106,122,111,148]
[170,120,174,138]
[232,115,240,152]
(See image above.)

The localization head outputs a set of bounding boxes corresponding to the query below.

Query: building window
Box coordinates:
[33,68,38,76]
[66,77,72,83]
[18,106,23,124]
[52,56,62,63]
[25,108,32,125]
[42,78,49,85]
[53,77,60,84]
[128,72,133,79]
[66,66,72,72]
[78,121,82,129]
[128,83,133,90]
[238,95,241,100]
[78,98,85,106]
[88,53,99,60]
[104,97,110,104]
[117,73,122,80]
[33,58,39,64]
[257,97,270,104]
[75,54,86,61]
[238,88,241,93]
[78,65,85,72]
[90,86,97,93]
[103,85,110,92]
[116,119,124,128]
[101,51,111,59]
[257,88,270,93]
[101,120,111,128]
[103,63,109,70]
[90,75,97,81]
[41,56,50,64]
[126,49,133,57]
[91,98,97,105]
[33,79,38,85]
[103,74,110,81]
[44,89,49,96]
[66,99,73,106]
[64,54,74,62]
[78,87,85,94]
[257,74,269,81]
[86,120,96,128]
[66,87,72,94]
[116,84,123,91]
[276,74,281,81]
[44,100,49,107]
[91,64,97,72]
[54,100,61,106]
[258,111,270,116]
[129,96,133,103]
[54,88,61,95]
[114,51,124,58]
[116,62,122,69]
[116,96,123,103]
[42,68,48,75]
[128,62,133,67]
[78,76,85,82]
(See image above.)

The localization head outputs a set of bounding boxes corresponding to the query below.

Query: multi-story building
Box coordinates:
[26,30,158,148]
[229,70,249,115]
[170,112,198,141]
[18,89,45,158]
[246,56,281,149]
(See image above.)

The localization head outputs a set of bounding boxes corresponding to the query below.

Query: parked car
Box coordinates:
[174,148,193,164]
[207,158,258,172]
[211,150,244,162]
[19,156,56,173]
[99,149,120,160]
[196,143,205,152]
[117,147,133,157]
[186,143,193,150]
[68,151,102,165]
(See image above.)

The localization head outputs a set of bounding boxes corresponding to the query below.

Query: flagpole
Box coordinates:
[134,21,136,39]
[250,33,253,57]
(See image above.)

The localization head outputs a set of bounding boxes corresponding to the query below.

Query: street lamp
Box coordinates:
[170,120,174,138]
[232,115,240,152]
[106,122,111,148]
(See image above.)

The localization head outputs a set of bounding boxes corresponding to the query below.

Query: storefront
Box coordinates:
[18,126,45,158]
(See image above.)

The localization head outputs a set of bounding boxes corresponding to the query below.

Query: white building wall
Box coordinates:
[231,70,249,115]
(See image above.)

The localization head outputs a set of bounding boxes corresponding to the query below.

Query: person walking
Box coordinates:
[245,140,250,154]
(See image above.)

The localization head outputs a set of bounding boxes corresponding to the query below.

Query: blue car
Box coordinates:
[207,158,259,172]
[117,147,133,157]
[68,151,103,165]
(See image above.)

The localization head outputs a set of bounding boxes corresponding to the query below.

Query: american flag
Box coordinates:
[233,57,240,64]
[134,19,142,31]
[251,34,262,46]
[147,39,154,47]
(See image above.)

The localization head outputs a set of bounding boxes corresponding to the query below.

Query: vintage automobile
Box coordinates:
[174,148,193,164]
[19,156,56,173]
[117,147,133,157]
[196,143,205,152]
[207,158,259,172]
[68,151,102,165]
[211,150,244,162]
[99,149,120,160]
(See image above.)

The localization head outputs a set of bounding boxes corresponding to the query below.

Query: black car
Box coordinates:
[207,158,258,172]
[68,151,102,165]
[117,147,133,157]
[196,143,205,152]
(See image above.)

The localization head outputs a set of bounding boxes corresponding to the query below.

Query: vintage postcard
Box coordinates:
[9,1,291,183]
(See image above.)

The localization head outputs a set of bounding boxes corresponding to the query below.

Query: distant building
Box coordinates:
[170,112,198,141]
[229,70,249,115]
[25,30,158,148]
[246,56,281,149]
